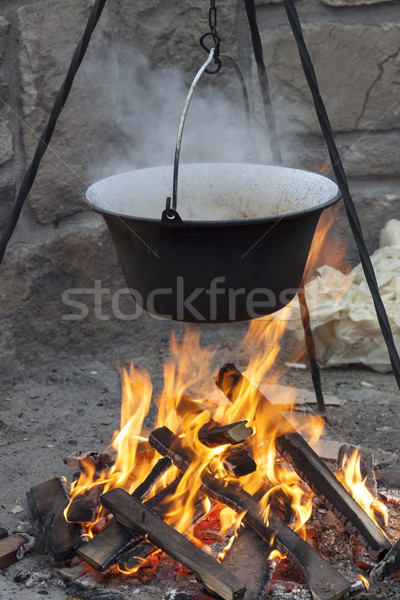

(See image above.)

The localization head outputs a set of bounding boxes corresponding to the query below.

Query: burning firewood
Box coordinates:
[216,363,392,559]
[101,488,247,600]
[65,441,155,471]
[371,539,400,582]
[221,445,257,478]
[65,449,116,471]
[27,477,82,562]
[118,538,157,572]
[78,458,177,571]
[66,486,103,523]
[199,421,252,447]
[149,427,351,600]
[118,491,214,572]
[254,552,280,600]
[179,394,256,477]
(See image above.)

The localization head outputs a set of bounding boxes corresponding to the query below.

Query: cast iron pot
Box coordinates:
[86,163,341,323]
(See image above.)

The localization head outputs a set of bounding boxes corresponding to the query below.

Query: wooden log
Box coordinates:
[371,539,400,582]
[221,445,256,478]
[118,488,210,572]
[66,486,103,523]
[77,520,134,572]
[149,427,351,600]
[178,394,253,447]
[254,555,278,600]
[199,421,252,447]
[0,534,28,569]
[216,364,392,559]
[179,394,256,477]
[118,539,157,572]
[78,459,177,571]
[65,449,116,470]
[27,477,82,562]
[65,442,155,471]
[67,444,164,524]
[101,488,246,600]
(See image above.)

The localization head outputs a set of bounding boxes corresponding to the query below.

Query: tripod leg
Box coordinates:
[298,282,325,415]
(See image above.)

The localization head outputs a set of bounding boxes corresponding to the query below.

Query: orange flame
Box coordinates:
[339,449,388,530]
[65,197,349,565]
[268,548,284,561]
[358,574,370,591]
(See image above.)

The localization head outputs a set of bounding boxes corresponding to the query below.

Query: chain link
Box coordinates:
[209,0,217,30]
[199,0,222,73]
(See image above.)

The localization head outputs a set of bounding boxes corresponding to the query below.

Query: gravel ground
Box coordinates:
[1,321,400,600]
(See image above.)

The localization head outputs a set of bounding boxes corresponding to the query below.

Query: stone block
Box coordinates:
[332,185,400,265]
[321,0,392,6]
[107,0,236,71]
[0,213,180,378]
[0,16,9,63]
[338,130,400,178]
[0,217,123,369]
[0,17,13,170]
[17,0,119,224]
[0,82,13,166]
[282,129,400,178]
[259,23,400,135]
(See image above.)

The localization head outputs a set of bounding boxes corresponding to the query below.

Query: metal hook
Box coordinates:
[199,32,222,74]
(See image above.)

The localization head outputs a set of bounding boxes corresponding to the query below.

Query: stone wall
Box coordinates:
[0,0,399,373]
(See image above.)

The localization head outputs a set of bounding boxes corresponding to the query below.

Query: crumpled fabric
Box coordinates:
[285,219,400,373]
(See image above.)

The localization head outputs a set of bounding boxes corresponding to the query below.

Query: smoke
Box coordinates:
[82,39,273,186]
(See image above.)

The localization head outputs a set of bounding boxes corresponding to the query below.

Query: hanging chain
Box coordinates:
[199,0,222,74]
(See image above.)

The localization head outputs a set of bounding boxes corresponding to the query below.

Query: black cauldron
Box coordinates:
[86,163,341,323]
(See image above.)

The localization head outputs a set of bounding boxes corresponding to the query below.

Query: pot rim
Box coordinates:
[85,163,342,227]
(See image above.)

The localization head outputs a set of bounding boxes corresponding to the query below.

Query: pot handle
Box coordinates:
[164,49,257,220]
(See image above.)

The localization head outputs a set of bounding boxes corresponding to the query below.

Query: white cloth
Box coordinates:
[285,219,400,372]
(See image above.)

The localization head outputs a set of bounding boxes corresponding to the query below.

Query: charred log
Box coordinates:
[101,488,246,600]
[371,539,400,582]
[65,441,155,472]
[179,395,255,477]
[216,364,392,559]
[222,445,257,478]
[66,486,103,523]
[27,477,82,562]
[199,421,252,447]
[254,554,279,600]
[118,538,157,572]
[78,460,177,571]
[149,427,351,600]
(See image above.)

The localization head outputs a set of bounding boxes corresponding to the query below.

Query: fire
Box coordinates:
[358,574,370,591]
[65,322,324,555]
[110,364,154,492]
[64,364,168,532]
[268,549,284,561]
[339,448,388,530]
[64,194,357,573]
